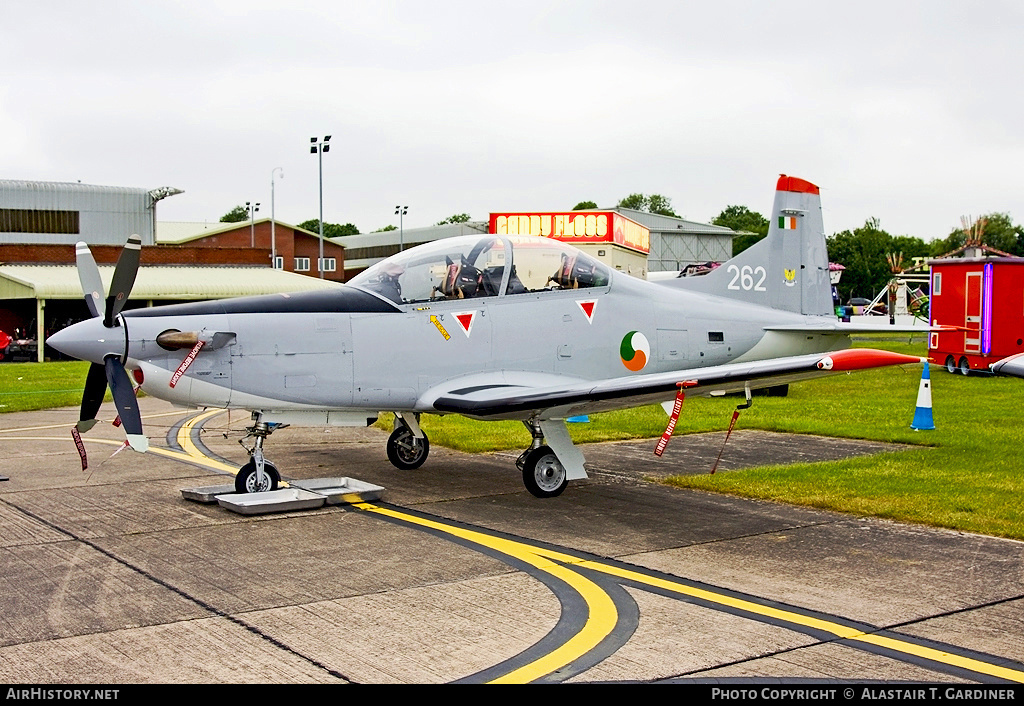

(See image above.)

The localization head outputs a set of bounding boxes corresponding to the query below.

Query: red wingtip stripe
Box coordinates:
[776,175,820,195]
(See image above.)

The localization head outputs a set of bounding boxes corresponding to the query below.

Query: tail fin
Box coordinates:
[660,175,832,317]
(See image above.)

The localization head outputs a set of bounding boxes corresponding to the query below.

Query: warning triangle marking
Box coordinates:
[453,311,475,337]
[576,300,597,323]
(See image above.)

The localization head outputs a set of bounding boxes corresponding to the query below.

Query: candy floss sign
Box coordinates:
[489,211,650,254]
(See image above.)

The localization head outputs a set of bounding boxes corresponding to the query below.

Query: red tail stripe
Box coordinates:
[776,174,820,195]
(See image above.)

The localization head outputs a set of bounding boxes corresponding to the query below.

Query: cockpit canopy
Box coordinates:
[349,235,611,305]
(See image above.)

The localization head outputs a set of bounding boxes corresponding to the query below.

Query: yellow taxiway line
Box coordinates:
[357,502,1024,684]
[356,502,617,684]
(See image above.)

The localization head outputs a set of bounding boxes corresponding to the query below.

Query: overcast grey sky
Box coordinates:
[3,1,1022,241]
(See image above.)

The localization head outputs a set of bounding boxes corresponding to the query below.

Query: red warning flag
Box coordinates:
[654,381,697,457]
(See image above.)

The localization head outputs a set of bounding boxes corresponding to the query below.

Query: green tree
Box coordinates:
[646,194,679,218]
[826,218,929,302]
[298,219,359,237]
[617,193,648,211]
[572,200,598,210]
[929,213,1024,257]
[220,205,248,223]
[712,205,769,255]
[435,213,471,225]
[616,193,679,218]
[374,224,398,232]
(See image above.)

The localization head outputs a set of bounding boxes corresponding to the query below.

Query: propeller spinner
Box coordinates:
[50,236,148,454]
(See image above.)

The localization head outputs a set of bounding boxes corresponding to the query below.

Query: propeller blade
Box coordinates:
[75,242,104,320]
[104,356,148,452]
[77,362,107,433]
[104,234,142,327]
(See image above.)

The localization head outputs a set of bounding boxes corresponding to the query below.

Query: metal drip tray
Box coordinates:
[181,476,384,513]
[291,477,385,504]
[215,488,325,515]
[180,485,237,503]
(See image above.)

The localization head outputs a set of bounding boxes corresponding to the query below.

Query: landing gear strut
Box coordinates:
[517,420,568,498]
[235,412,285,493]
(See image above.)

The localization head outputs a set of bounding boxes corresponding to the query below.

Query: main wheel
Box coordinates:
[945,355,957,374]
[387,427,430,470]
[958,356,971,376]
[235,459,280,494]
[521,445,568,498]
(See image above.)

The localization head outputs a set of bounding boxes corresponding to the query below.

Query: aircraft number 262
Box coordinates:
[727,264,767,291]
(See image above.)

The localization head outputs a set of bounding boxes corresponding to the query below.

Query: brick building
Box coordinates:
[157,219,345,282]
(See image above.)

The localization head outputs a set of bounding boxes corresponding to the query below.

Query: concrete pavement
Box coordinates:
[0,397,1021,683]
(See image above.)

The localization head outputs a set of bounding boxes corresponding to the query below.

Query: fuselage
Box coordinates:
[49,235,846,420]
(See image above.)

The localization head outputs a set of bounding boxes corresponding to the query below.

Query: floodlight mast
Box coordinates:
[310,135,331,278]
[245,201,260,248]
[271,167,283,268]
[395,205,408,252]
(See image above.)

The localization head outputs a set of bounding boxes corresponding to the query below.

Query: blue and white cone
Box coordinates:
[911,363,935,430]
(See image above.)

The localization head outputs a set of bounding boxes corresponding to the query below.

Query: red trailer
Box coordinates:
[928,257,1024,374]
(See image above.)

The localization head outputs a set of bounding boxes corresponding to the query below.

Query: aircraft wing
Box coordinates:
[430,348,923,420]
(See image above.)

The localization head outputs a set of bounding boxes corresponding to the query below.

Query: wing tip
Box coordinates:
[816,349,923,372]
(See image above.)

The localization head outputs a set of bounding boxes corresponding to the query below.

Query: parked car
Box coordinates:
[847,297,887,315]
[6,334,38,362]
[0,330,10,361]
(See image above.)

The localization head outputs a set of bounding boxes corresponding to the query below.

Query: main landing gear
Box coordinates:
[386,413,430,470]
[235,412,285,493]
[517,420,569,498]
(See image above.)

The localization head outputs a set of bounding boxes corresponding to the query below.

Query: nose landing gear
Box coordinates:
[235,412,287,493]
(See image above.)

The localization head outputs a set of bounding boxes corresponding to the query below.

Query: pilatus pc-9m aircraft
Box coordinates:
[48,175,921,498]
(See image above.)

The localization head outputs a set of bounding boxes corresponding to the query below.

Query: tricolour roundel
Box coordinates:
[620,331,650,372]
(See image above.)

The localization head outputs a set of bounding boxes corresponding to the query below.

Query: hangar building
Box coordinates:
[0,180,183,246]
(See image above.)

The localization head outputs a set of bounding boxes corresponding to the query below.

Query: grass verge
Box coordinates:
[0,361,100,413]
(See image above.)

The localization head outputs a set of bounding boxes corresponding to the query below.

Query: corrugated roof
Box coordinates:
[157,219,325,244]
[613,207,736,235]
[0,179,152,197]
[334,221,489,249]
[0,265,342,300]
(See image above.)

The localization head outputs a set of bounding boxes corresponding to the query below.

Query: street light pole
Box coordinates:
[270,167,283,268]
[245,201,260,248]
[310,136,331,279]
[395,205,408,252]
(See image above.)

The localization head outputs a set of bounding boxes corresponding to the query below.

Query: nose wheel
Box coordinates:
[235,412,285,494]
[235,458,280,494]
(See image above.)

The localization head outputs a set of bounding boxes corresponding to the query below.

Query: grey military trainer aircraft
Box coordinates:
[991,353,1024,378]
[48,175,922,497]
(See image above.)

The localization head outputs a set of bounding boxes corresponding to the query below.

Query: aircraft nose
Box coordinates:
[47,318,125,364]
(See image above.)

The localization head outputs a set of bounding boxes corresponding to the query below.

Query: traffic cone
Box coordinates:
[911,363,935,430]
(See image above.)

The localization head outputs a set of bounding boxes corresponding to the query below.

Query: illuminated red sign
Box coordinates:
[489,211,650,254]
